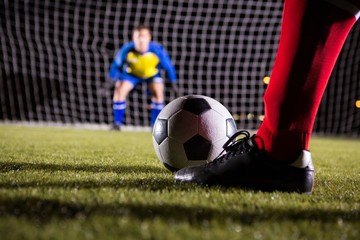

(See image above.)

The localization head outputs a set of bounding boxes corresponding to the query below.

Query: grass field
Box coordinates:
[0,124,359,239]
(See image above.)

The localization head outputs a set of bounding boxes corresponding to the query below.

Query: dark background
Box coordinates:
[0,0,359,135]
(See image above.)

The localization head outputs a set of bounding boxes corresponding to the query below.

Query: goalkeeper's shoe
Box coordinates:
[110,124,121,131]
[174,130,315,194]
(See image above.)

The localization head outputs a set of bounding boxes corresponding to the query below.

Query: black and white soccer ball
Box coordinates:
[152,95,237,172]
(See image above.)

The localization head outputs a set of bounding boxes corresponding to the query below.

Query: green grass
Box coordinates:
[0,124,359,240]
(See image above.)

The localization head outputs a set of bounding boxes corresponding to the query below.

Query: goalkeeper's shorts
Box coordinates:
[119,72,163,86]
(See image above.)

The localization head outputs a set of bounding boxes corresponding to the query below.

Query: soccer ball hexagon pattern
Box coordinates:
[152,95,237,172]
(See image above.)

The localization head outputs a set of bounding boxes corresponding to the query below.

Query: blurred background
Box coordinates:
[0,0,359,135]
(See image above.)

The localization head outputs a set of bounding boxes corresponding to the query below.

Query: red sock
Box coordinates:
[253,0,359,162]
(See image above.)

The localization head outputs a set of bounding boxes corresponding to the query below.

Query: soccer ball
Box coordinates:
[152,95,237,172]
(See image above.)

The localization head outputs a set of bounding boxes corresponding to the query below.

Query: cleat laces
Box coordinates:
[207,130,252,165]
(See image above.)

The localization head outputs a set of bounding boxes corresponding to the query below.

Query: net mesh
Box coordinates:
[0,0,359,135]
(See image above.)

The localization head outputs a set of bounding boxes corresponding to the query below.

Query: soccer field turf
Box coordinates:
[0,124,359,239]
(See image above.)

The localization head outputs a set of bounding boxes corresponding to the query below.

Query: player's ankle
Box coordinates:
[252,133,308,163]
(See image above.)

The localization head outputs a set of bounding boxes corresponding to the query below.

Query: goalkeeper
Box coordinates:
[108,25,178,129]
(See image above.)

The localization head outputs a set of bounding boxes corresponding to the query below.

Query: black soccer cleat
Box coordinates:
[110,124,121,131]
[174,130,315,194]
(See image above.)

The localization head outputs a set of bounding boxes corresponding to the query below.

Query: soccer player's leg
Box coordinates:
[148,75,165,126]
[112,74,137,130]
[174,0,359,193]
[253,0,360,162]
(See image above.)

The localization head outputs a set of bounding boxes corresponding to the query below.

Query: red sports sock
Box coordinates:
[254,0,359,162]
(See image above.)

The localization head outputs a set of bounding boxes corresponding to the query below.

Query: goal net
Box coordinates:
[0,0,359,135]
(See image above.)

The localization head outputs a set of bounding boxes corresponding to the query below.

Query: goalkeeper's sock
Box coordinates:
[150,101,164,126]
[113,101,126,126]
[253,0,359,162]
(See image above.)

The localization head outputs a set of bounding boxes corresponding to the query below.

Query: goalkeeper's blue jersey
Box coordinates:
[109,41,176,82]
